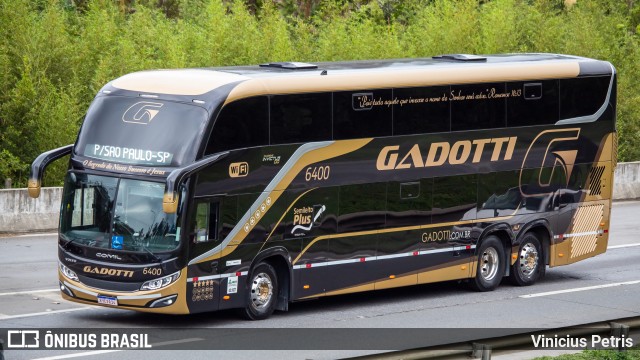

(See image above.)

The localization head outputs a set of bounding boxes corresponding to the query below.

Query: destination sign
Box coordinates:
[84,144,173,166]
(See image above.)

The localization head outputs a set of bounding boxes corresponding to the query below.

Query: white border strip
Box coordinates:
[187,271,248,283]
[292,245,476,270]
[520,280,640,298]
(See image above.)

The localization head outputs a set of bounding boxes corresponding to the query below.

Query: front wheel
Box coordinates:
[240,262,279,320]
[509,232,543,286]
[469,236,506,292]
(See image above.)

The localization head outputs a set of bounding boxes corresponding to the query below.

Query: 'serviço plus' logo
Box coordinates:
[122,102,163,124]
[519,128,580,197]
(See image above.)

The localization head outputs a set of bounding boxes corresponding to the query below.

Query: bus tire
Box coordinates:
[241,262,279,320]
[509,232,543,286]
[470,236,505,292]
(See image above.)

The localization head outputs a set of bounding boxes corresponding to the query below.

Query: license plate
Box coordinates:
[97,295,118,306]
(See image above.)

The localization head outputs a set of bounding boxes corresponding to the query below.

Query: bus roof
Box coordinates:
[107,53,613,104]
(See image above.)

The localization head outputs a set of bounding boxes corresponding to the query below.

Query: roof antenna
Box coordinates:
[320,70,328,76]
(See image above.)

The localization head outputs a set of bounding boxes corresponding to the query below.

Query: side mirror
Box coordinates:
[163,152,228,213]
[29,144,73,198]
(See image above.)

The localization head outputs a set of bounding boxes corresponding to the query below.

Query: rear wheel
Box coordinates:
[470,236,505,292]
[241,263,278,320]
[509,232,543,286]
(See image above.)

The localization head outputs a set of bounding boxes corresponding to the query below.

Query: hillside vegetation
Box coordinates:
[0,0,638,186]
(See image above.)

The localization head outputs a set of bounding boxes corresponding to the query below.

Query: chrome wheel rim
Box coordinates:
[480,247,499,282]
[519,242,539,277]
[250,272,273,309]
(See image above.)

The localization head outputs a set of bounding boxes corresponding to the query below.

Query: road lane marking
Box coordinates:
[0,288,59,296]
[31,338,204,360]
[520,280,640,298]
[0,307,91,320]
[16,232,58,237]
[608,243,640,249]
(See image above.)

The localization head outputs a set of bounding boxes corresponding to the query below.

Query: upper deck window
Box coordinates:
[393,86,450,135]
[560,76,610,120]
[451,82,506,131]
[507,80,559,127]
[76,96,208,167]
[270,93,331,144]
[206,96,269,154]
[334,89,393,139]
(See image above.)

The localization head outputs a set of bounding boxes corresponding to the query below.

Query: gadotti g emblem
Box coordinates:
[519,128,580,197]
[122,102,163,124]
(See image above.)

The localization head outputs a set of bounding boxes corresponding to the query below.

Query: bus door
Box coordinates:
[186,196,228,313]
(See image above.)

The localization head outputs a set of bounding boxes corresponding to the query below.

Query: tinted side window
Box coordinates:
[560,76,610,119]
[206,97,269,154]
[394,86,450,135]
[451,83,506,131]
[334,89,393,139]
[386,179,433,227]
[432,174,477,223]
[507,80,559,127]
[338,183,387,233]
[270,93,332,145]
[477,171,521,219]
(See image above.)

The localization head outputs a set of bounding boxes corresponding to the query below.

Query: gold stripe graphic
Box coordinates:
[570,204,603,258]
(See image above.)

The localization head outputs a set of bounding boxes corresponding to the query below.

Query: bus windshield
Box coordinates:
[60,173,181,253]
[75,96,208,167]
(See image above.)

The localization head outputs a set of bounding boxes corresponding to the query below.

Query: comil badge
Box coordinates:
[122,102,163,124]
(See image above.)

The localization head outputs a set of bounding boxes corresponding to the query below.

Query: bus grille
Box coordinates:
[587,166,605,196]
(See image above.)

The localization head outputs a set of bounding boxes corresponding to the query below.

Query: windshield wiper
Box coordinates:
[60,233,82,250]
[139,244,162,264]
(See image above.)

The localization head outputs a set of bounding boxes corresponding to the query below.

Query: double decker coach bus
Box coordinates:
[30,53,616,319]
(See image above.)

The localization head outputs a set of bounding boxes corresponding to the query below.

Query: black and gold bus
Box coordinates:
[30,54,616,319]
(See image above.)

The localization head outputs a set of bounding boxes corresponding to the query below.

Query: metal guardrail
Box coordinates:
[349,316,640,360]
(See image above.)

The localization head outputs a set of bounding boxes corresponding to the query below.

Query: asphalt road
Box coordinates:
[1,201,640,360]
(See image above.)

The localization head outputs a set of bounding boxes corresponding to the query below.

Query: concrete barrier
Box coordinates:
[613,161,640,200]
[1,162,639,234]
[0,187,62,234]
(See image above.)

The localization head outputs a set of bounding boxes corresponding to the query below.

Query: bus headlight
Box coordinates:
[59,263,79,281]
[140,271,180,291]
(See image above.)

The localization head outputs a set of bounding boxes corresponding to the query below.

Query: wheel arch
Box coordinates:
[518,220,552,266]
[478,223,514,276]
[251,246,292,312]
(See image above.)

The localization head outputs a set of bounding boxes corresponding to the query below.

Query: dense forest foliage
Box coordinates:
[0,0,638,186]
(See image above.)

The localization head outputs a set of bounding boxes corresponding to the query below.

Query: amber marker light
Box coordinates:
[389,275,396,279]
[223,296,230,300]
[303,285,310,289]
